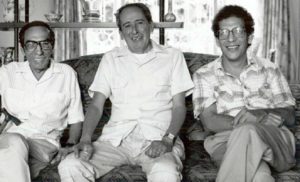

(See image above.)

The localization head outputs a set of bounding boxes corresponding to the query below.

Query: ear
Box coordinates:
[215,37,220,48]
[248,34,254,45]
[119,30,124,40]
[20,46,26,56]
[150,22,154,33]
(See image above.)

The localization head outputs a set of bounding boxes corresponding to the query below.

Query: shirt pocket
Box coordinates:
[247,83,273,108]
[154,76,171,100]
[3,88,26,115]
[39,92,70,119]
[214,84,234,102]
[258,83,273,99]
[111,77,128,103]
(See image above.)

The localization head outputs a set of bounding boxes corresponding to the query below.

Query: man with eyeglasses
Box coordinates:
[0,21,84,182]
[192,5,296,182]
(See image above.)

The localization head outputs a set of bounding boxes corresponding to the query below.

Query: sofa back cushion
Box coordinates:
[62,52,218,112]
[62,53,300,142]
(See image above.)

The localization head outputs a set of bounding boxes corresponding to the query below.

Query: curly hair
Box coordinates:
[19,21,55,48]
[212,5,254,38]
[115,3,153,31]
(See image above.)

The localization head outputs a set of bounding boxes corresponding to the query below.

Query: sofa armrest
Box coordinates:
[289,84,300,142]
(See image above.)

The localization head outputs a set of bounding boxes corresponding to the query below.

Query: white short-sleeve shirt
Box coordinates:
[0,61,84,146]
[89,40,194,146]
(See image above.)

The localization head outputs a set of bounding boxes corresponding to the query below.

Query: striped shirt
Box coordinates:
[192,55,295,119]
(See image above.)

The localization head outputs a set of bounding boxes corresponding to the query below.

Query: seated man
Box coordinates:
[0,21,84,182]
[58,3,194,182]
[192,5,296,182]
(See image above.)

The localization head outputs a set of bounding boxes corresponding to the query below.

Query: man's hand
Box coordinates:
[50,147,73,165]
[73,141,94,161]
[233,107,267,127]
[145,139,173,158]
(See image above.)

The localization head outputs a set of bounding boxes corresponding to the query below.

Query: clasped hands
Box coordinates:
[145,138,174,158]
[232,107,267,127]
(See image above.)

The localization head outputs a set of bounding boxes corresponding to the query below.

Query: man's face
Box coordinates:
[23,26,53,73]
[216,16,253,62]
[119,6,153,54]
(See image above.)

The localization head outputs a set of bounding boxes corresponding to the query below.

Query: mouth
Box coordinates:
[131,34,143,41]
[34,57,46,62]
[226,45,240,51]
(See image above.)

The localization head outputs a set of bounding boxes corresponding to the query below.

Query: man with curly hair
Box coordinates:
[193,5,296,182]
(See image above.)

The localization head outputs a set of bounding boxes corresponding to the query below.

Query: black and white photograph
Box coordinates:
[0,0,299,182]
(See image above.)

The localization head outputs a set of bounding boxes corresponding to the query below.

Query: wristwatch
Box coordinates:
[163,133,176,144]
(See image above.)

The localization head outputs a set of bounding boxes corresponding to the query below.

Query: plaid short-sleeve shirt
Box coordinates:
[192,56,295,119]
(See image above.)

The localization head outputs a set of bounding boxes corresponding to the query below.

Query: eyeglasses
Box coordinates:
[218,27,246,40]
[24,40,52,51]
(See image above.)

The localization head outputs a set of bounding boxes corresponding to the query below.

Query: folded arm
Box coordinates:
[199,103,234,133]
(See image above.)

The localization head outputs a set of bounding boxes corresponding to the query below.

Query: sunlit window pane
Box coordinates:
[85,0,263,55]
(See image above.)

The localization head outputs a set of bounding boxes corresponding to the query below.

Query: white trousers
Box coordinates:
[0,133,58,182]
[204,123,296,182]
[59,139,184,182]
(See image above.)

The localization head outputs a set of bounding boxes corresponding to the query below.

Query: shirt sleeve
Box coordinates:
[268,66,295,107]
[192,69,217,119]
[67,69,85,124]
[89,54,111,98]
[171,51,194,97]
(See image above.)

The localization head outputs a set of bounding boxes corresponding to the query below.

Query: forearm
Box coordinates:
[200,103,234,133]
[67,122,82,144]
[80,92,106,142]
[202,113,233,133]
[262,106,295,126]
[80,103,103,142]
[166,105,186,136]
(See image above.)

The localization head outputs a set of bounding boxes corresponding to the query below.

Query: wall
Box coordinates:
[0,0,54,60]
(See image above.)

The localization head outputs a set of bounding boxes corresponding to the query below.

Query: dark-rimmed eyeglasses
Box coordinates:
[24,40,52,52]
[218,27,246,40]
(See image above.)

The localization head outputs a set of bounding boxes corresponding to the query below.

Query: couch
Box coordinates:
[34,52,300,182]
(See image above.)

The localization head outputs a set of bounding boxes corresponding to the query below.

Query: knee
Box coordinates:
[148,160,181,182]
[232,123,260,137]
[58,154,81,172]
[0,133,28,151]
[0,133,29,161]
[58,153,95,181]
[148,172,181,182]
[253,172,275,182]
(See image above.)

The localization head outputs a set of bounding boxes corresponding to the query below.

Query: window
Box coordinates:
[85,0,264,56]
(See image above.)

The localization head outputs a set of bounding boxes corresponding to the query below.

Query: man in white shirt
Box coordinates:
[58,3,194,182]
[0,21,84,182]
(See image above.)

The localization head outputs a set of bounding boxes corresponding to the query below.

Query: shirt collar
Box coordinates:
[114,39,168,58]
[15,60,62,74]
[215,53,260,73]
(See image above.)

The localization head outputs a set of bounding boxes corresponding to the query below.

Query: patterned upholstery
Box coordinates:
[34,53,300,182]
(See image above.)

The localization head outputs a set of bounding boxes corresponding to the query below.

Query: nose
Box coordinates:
[131,24,138,34]
[35,43,43,55]
[227,31,236,42]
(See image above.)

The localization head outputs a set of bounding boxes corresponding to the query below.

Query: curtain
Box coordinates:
[53,0,86,62]
[262,0,290,80]
[288,0,300,83]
